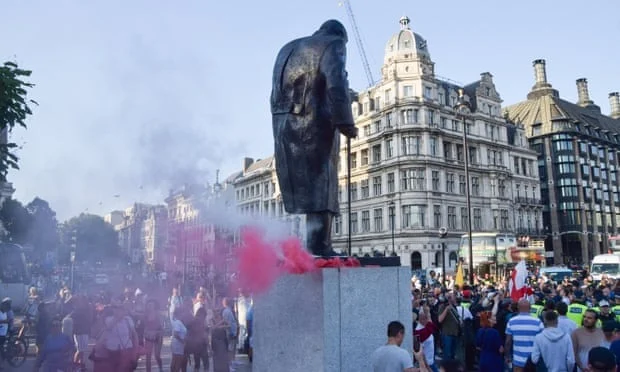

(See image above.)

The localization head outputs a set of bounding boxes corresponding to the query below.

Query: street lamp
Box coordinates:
[70,251,76,291]
[389,201,395,254]
[454,88,474,284]
[439,227,448,288]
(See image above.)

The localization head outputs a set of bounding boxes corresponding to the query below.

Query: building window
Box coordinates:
[471,177,480,196]
[473,208,482,230]
[430,137,438,156]
[401,109,418,124]
[361,149,369,166]
[456,144,464,161]
[446,173,455,193]
[426,110,435,126]
[386,112,394,128]
[373,208,383,232]
[402,205,426,228]
[424,86,432,99]
[469,146,478,164]
[361,210,370,232]
[401,168,426,191]
[402,135,421,155]
[433,205,442,228]
[351,182,358,201]
[384,89,392,104]
[387,173,395,193]
[373,176,382,196]
[447,206,457,229]
[361,179,369,198]
[373,120,382,133]
[443,141,452,159]
[372,144,382,163]
[403,85,413,97]
[334,216,341,234]
[364,125,370,136]
[432,170,440,191]
[498,179,506,197]
[461,207,468,229]
[351,212,358,233]
[351,152,357,168]
[459,175,466,194]
[501,210,509,230]
[386,138,394,158]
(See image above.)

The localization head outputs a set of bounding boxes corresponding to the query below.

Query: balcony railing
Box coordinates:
[515,197,544,205]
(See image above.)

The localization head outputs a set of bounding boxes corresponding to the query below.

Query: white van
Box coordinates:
[590,254,620,281]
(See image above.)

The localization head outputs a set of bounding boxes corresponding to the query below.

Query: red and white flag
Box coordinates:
[509,260,528,301]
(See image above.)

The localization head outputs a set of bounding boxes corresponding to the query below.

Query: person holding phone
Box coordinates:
[371,321,416,372]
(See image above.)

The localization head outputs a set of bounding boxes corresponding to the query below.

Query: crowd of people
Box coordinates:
[0,284,252,372]
[373,269,620,372]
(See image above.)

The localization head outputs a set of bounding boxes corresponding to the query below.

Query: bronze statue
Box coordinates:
[271,20,358,257]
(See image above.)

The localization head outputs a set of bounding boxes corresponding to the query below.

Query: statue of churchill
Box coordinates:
[270,20,358,257]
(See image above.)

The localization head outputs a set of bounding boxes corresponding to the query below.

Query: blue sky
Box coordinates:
[2,0,619,220]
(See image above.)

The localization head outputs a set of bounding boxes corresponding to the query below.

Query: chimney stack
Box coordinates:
[533,59,548,86]
[243,157,254,171]
[576,78,594,106]
[610,92,620,119]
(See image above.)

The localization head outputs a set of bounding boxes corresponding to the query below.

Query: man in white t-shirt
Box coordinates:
[371,321,415,372]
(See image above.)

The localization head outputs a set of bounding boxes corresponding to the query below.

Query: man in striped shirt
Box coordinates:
[505,299,544,371]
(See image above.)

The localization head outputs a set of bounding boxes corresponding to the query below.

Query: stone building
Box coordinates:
[230,157,306,241]
[330,16,542,269]
[504,59,620,264]
[142,205,168,270]
[116,203,154,267]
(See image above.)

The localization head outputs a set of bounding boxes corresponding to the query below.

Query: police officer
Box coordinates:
[567,290,588,326]
[594,299,616,327]
[530,293,545,318]
[612,296,620,322]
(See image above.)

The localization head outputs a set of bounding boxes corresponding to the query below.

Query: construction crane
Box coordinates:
[338,0,375,87]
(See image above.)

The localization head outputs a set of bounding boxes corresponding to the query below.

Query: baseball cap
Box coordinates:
[462,290,471,298]
[588,346,616,370]
[599,300,610,307]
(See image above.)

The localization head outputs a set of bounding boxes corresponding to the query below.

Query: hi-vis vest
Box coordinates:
[612,305,620,322]
[461,302,471,309]
[530,304,544,318]
[567,303,588,326]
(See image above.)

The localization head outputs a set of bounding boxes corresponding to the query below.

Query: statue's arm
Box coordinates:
[320,40,355,128]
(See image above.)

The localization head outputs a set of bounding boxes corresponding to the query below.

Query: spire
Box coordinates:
[399,16,410,30]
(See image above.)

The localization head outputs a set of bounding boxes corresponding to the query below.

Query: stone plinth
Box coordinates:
[253,267,413,372]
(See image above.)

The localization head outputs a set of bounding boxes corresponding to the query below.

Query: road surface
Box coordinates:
[6,338,252,372]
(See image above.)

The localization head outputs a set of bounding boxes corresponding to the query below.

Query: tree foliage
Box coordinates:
[0,197,32,244]
[59,213,120,264]
[26,197,60,261]
[0,61,36,179]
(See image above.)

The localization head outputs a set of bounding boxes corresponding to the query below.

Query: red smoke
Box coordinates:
[235,227,316,294]
[234,226,361,295]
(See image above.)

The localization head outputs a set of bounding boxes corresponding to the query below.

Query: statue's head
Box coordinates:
[314,19,348,43]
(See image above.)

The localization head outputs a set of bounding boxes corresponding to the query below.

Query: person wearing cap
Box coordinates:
[587,346,616,372]
[567,291,588,326]
[594,300,616,327]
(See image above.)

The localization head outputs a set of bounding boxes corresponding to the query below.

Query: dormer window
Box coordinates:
[404,40,410,48]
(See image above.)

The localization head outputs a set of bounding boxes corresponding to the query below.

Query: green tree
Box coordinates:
[26,197,60,261]
[0,61,36,179]
[59,213,120,264]
[0,197,32,244]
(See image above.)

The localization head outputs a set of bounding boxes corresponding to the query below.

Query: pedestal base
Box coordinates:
[253,267,412,372]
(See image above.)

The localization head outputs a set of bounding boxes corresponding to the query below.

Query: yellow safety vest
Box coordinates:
[593,307,615,328]
[530,304,544,318]
[612,305,620,322]
[461,302,471,309]
[567,303,588,326]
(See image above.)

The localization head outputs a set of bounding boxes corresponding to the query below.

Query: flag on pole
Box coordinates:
[509,260,528,301]
[455,262,464,288]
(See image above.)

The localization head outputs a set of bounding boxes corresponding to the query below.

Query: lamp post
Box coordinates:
[70,251,76,291]
[454,88,474,284]
[389,201,395,254]
[439,227,448,288]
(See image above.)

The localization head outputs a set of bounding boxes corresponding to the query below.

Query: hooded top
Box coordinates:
[530,327,575,372]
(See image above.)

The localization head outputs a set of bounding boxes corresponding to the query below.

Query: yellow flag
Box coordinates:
[455,262,464,287]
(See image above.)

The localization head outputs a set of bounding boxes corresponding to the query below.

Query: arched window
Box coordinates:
[434,251,442,266]
[411,252,422,269]
[449,252,458,267]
